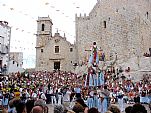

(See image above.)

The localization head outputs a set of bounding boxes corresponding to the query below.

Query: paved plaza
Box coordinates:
[47,103,150,113]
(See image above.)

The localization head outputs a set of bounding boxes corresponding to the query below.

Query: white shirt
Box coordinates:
[40,93,47,100]
[74,87,81,93]
[63,90,71,102]
[90,91,94,97]
[32,92,37,98]
[26,92,30,98]
[49,89,53,94]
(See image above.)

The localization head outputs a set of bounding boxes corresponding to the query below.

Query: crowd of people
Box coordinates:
[0,67,149,113]
[0,42,150,113]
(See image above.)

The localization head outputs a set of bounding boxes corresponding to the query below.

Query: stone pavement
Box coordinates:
[47,103,150,113]
[47,104,53,113]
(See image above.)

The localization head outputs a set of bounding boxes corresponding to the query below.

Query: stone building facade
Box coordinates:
[8,52,24,73]
[36,0,151,72]
[0,21,11,74]
[35,17,76,71]
[76,0,151,64]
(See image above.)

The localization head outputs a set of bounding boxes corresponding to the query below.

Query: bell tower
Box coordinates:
[36,16,53,47]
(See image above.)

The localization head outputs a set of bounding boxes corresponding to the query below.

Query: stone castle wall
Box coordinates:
[76,0,151,64]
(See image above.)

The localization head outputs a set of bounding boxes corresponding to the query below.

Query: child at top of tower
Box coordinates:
[89,42,99,66]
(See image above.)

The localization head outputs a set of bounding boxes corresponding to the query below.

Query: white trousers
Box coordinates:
[118,98,124,112]
[51,96,56,104]
[58,95,62,105]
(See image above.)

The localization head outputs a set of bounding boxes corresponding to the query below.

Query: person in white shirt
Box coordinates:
[32,91,37,100]
[63,88,71,109]
[26,89,31,100]
[74,85,81,99]
[50,88,56,104]
[39,91,47,104]
[117,89,124,112]
[58,90,63,105]
[63,89,71,102]
[127,75,132,81]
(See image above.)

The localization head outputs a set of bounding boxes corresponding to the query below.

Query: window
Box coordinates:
[116,9,118,12]
[55,46,59,53]
[42,24,45,31]
[54,62,60,70]
[70,48,73,52]
[103,21,106,28]
[17,64,18,67]
[13,61,15,64]
[41,49,43,53]
[108,17,110,21]
[146,12,149,19]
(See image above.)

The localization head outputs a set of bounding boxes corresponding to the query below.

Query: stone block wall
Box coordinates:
[76,0,151,64]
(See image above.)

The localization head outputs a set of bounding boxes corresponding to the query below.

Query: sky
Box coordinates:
[0,0,97,68]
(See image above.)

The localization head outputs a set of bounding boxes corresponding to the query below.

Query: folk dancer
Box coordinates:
[98,92,108,113]
[98,71,105,86]
[87,89,94,108]
[102,85,110,109]
[117,88,124,112]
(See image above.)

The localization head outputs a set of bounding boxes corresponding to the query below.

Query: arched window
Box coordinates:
[42,24,45,31]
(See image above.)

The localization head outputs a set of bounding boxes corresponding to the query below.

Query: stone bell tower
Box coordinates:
[36,16,53,69]
[36,16,53,47]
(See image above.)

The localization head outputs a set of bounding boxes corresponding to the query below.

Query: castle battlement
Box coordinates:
[75,13,90,21]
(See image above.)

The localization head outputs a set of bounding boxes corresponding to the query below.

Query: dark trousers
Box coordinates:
[76,93,81,99]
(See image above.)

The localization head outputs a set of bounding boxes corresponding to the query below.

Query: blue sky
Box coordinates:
[0,0,97,68]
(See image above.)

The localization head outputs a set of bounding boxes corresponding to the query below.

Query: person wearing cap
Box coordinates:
[14,89,20,99]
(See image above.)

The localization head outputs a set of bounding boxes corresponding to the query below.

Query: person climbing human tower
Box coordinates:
[89,42,99,67]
